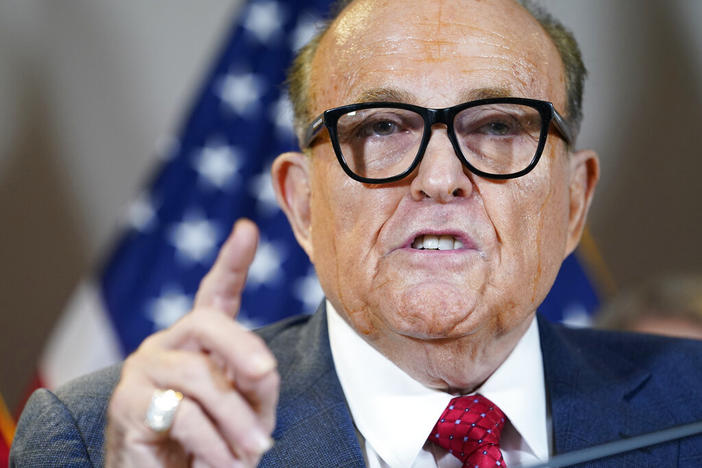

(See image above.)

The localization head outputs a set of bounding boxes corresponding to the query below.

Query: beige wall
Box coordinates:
[1,0,701,410]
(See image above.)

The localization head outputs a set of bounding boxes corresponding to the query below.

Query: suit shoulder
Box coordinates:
[11,364,121,467]
[54,362,123,404]
[254,313,316,351]
[252,311,334,388]
[56,364,122,428]
[553,324,702,383]
[556,324,702,355]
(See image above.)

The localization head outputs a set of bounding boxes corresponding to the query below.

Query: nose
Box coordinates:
[409,126,474,202]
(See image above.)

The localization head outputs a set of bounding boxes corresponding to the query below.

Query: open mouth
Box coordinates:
[411,234,465,251]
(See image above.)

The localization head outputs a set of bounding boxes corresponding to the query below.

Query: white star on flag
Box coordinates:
[125,193,156,232]
[148,288,193,330]
[244,1,285,43]
[271,94,294,136]
[194,141,241,189]
[247,240,284,287]
[217,72,265,115]
[249,169,280,217]
[291,13,322,51]
[169,214,219,264]
[561,303,593,328]
[293,267,324,311]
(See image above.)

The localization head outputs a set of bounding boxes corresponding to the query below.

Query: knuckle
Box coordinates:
[215,396,269,454]
[256,368,280,397]
[235,333,276,371]
[242,354,277,382]
[177,353,216,386]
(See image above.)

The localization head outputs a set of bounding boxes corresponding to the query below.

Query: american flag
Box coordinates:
[34,0,602,393]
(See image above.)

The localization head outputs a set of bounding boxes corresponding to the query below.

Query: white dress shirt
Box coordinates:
[327,301,551,467]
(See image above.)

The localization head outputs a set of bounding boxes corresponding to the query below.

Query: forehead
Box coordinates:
[310,0,566,112]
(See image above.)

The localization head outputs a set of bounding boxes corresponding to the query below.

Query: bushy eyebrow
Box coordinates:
[459,86,512,101]
[352,86,514,106]
[354,87,415,103]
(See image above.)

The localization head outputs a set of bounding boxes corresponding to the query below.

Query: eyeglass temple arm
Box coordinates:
[551,109,575,147]
[301,114,325,149]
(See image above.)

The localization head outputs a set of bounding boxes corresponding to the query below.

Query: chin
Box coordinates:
[377,283,486,340]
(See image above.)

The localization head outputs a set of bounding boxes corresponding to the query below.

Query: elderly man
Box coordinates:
[11,0,702,466]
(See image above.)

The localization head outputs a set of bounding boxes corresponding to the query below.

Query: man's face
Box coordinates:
[279,0,596,386]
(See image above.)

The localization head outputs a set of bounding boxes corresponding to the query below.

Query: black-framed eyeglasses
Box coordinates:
[301,97,574,183]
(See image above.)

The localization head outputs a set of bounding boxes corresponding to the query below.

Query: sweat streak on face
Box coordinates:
[304,0,575,392]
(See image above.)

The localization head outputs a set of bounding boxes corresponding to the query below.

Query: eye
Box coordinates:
[337,108,423,144]
[455,105,535,139]
[371,120,398,136]
[480,119,517,136]
[355,117,402,138]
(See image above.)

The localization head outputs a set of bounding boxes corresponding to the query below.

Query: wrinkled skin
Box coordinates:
[273,0,599,393]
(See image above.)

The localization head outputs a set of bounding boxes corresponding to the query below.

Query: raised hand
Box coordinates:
[105,219,279,467]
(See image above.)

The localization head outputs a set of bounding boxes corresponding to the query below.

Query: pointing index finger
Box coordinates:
[193,218,259,317]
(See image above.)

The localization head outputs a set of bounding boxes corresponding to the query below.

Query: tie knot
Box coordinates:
[430,394,507,468]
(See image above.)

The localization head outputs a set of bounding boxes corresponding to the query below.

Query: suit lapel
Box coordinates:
[538,315,679,465]
[260,303,366,467]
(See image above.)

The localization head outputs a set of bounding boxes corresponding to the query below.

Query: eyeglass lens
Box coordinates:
[335,103,544,180]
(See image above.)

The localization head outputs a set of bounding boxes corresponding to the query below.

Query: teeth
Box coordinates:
[438,236,453,250]
[411,235,464,250]
[424,235,439,249]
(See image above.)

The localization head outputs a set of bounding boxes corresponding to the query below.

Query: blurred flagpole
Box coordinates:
[27,0,606,400]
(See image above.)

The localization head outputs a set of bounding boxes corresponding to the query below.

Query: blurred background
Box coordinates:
[1,0,701,411]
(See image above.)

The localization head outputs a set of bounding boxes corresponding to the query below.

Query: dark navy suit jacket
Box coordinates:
[10,304,702,467]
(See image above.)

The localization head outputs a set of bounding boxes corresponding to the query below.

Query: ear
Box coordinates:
[271,151,314,261]
[564,149,600,256]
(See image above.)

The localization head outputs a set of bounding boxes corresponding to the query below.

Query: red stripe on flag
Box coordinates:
[1,436,9,468]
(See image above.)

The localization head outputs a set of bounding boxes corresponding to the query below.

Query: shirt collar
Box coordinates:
[478,315,549,461]
[327,300,548,467]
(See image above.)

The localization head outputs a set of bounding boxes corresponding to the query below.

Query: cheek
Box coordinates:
[308,160,396,314]
[310,165,375,250]
[486,162,570,305]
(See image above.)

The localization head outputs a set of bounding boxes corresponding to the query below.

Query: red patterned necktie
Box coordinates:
[430,394,507,468]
